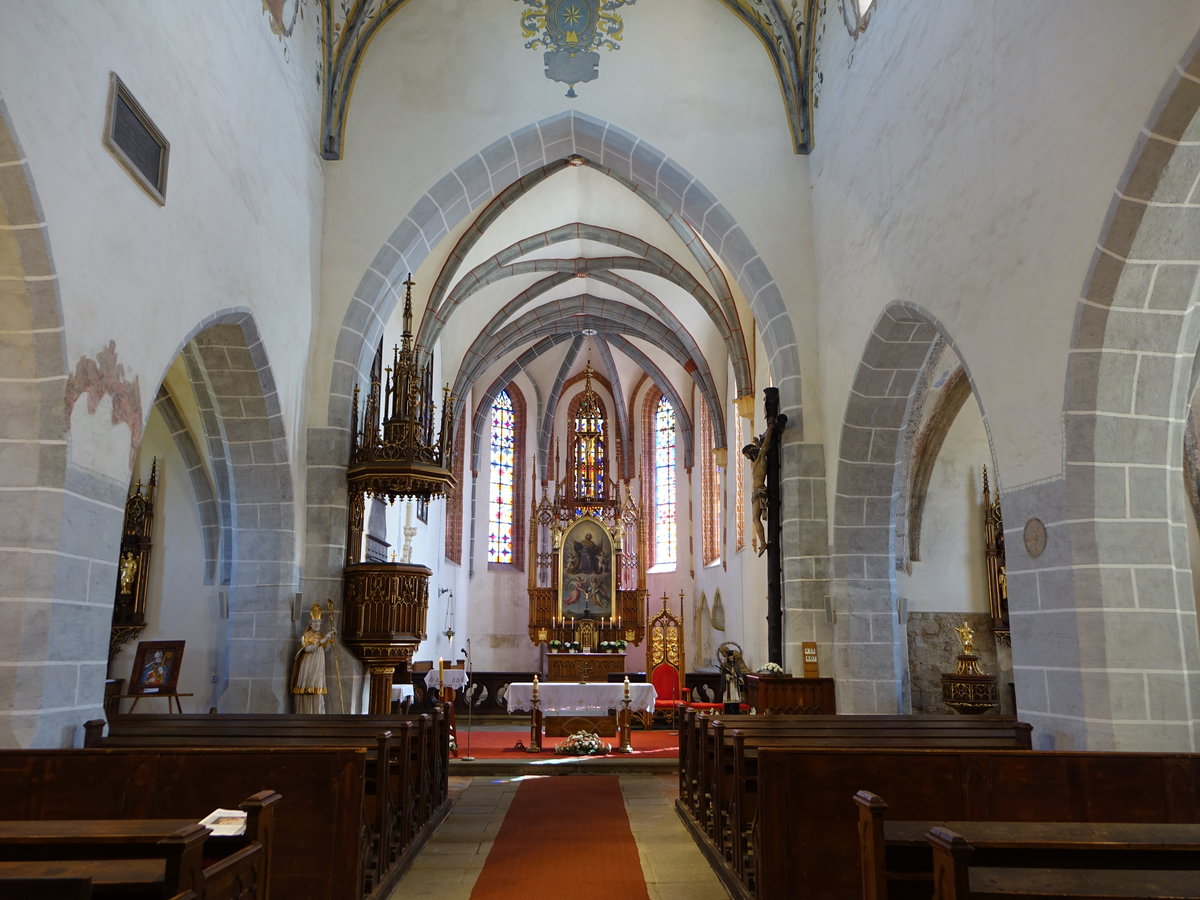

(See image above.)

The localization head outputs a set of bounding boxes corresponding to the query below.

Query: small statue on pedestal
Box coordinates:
[291,603,337,714]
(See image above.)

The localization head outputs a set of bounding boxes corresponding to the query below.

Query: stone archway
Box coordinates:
[169,312,297,712]
[0,97,80,747]
[829,304,975,714]
[1050,36,1200,751]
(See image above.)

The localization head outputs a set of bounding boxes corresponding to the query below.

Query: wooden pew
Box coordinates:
[926,823,1200,900]
[84,709,451,887]
[679,711,1031,826]
[0,789,278,900]
[0,878,95,900]
[0,747,379,900]
[88,718,403,888]
[85,710,450,815]
[857,791,1200,900]
[737,747,1200,900]
[0,823,211,898]
[677,712,1032,877]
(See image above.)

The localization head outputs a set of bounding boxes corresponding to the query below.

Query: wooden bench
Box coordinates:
[0,877,97,900]
[679,711,1031,823]
[676,713,1032,879]
[0,819,266,899]
[0,789,277,900]
[926,823,1200,899]
[84,709,450,885]
[737,747,1200,900]
[857,790,1200,900]
[88,717,407,887]
[0,746,401,900]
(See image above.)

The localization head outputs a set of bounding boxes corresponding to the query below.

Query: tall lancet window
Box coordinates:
[654,396,677,564]
[571,366,607,502]
[700,400,720,566]
[488,390,516,564]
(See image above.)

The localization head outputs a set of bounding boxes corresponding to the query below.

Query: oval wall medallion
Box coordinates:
[1023,517,1047,558]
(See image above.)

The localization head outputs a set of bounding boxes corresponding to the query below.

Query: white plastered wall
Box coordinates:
[0,0,326,742]
[809,0,1200,496]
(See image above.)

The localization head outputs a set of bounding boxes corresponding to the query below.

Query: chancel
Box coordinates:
[4,2,1200,899]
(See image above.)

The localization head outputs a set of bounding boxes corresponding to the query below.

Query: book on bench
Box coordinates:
[199,808,246,836]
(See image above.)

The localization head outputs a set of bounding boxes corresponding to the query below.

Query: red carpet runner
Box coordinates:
[469,776,651,900]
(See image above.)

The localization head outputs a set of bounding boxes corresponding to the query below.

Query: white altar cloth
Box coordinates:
[506,681,656,714]
[428,668,468,691]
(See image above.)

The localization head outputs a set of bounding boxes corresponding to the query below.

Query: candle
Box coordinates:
[617,615,621,628]
[405,502,413,528]
[623,675,630,700]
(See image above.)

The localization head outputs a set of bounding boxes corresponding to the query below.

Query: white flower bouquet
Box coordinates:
[555,730,612,756]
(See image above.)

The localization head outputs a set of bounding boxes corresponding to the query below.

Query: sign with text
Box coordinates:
[802,641,819,679]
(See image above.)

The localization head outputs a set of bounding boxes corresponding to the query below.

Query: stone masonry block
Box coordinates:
[1065,413,1170,465]
[1150,263,1200,310]
[1090,519,1175,567]
[1064,462,1128,520]
[1084,253,1152,308]
[1148,73,1200,143]
[1066,350,1135,413]
[1127,465,1172,519]
[1134,355,1181,418]
[1130,205,1200,261]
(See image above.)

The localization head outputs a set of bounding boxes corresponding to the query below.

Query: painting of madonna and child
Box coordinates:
[558,518,616,620]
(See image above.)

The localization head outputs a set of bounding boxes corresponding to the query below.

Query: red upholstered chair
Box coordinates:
[650,659,688,727]
[647,593,697,728]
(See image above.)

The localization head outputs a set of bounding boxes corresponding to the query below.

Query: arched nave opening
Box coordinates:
[301,111,831,683]
[830,303,1006,716]
[114,313,298,715]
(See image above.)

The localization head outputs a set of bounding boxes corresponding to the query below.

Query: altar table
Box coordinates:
[507,682,657,737]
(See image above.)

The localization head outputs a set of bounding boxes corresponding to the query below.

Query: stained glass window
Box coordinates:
[488,390,515,564]
[572,373,606,502]
[701,401,720,565]
[655,397,677,564]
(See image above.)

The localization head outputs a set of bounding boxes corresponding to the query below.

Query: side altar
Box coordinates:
[526,365,647,657]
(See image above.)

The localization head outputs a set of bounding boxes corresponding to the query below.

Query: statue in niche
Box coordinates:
[119,551,138,596]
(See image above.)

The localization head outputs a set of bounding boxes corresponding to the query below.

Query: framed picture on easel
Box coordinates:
[128,640,185,695]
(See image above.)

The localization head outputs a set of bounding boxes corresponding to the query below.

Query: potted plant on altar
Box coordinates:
[756,661,786,676]
[549,639,562,653]
[567,641,581,653]
[599,640,613,653]
[616,639,627,652]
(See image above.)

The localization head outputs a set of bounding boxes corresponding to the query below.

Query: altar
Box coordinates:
[507,681,657,737]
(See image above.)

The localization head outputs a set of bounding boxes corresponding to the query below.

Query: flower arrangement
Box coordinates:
[567,640,581,652]
[555,730,612,756]
[549,639,562,652]
[599,640,614,652]
[757,662,785,675]
[616,639,628,651]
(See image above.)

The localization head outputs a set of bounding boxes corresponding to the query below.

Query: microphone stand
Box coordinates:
[459,639,475,761]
